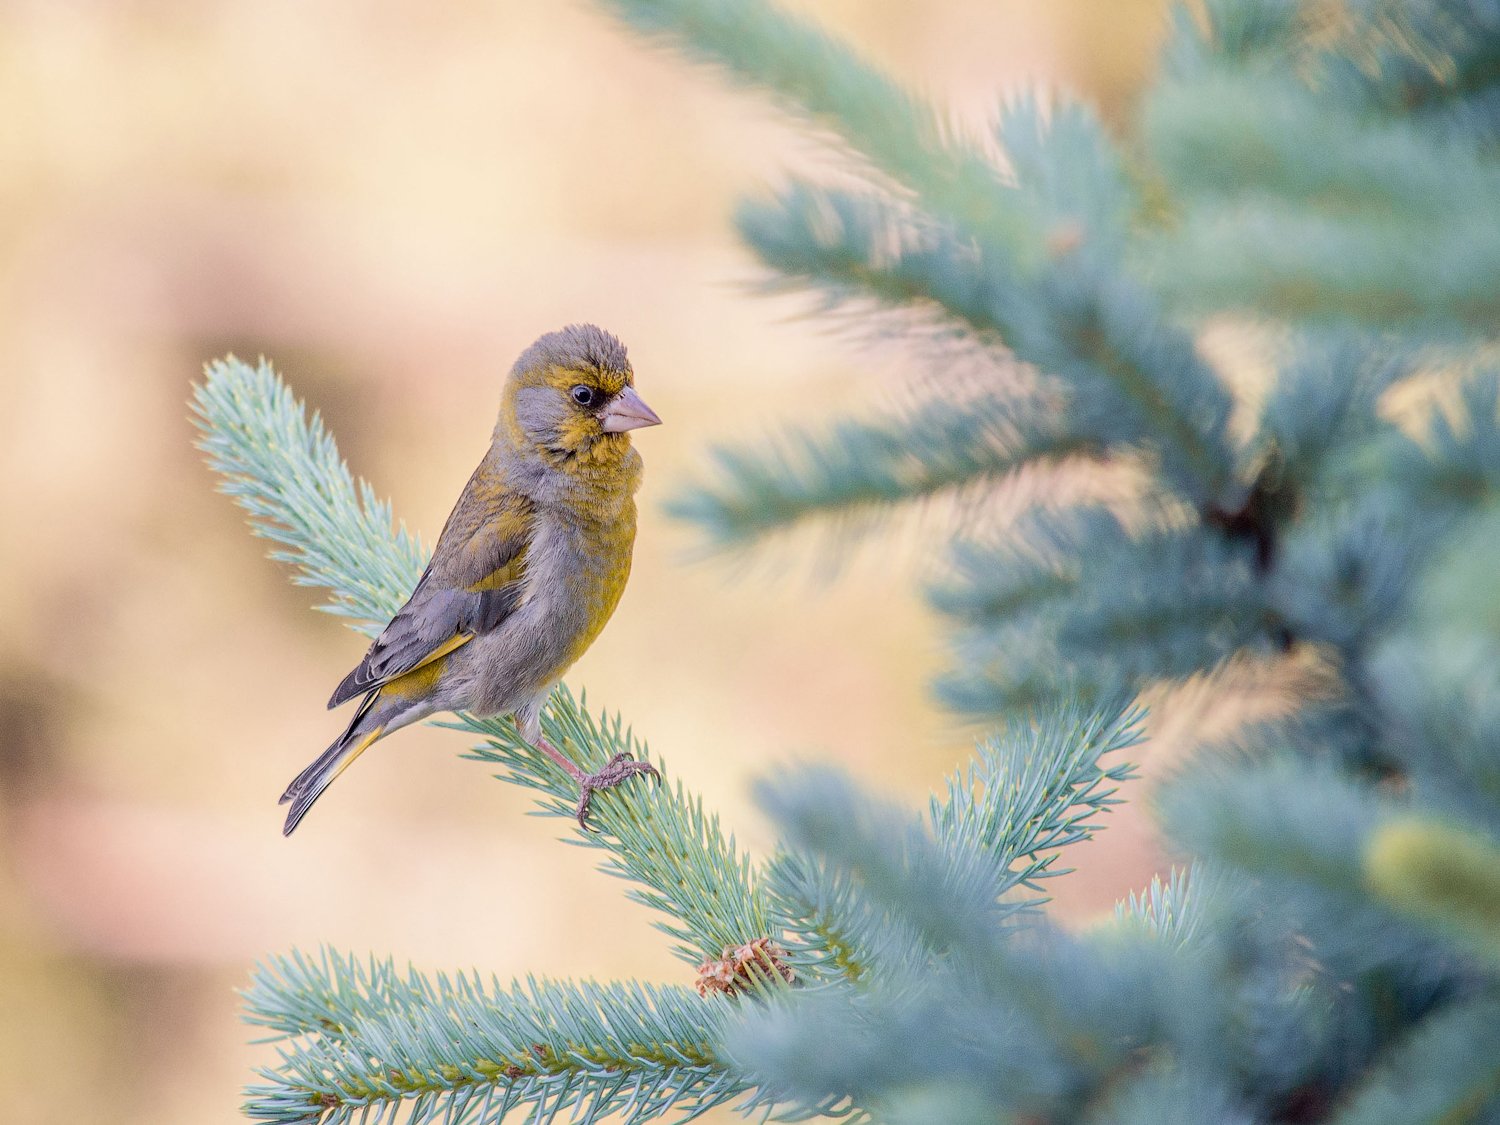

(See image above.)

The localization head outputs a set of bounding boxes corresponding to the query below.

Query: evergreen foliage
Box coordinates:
[196,356,1136,1123]
[199,0,1500,1120]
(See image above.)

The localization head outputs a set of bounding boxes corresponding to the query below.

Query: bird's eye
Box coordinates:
[570,385,597,407]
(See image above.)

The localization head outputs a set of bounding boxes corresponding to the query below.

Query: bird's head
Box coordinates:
[500,324,661,465]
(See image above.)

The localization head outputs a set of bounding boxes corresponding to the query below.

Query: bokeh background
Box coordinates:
[0,3,1188,1121]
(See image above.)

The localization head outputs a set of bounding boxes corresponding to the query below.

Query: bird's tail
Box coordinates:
[280,695,387,836]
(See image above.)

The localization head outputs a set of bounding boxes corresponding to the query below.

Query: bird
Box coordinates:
[280,324,663,836]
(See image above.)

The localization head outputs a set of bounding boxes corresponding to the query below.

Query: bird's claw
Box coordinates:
[573,751,661,831]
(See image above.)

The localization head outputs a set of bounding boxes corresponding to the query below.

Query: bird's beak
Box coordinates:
[601,385,663,433]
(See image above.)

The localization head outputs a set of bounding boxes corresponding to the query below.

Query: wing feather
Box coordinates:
[328,474,534,708]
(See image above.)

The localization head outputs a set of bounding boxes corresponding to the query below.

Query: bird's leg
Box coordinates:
[533,735,660,830]
[531,735,590,784]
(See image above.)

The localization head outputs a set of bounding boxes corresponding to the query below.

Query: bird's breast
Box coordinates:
[461,498,638,714]
[541,499,638,658]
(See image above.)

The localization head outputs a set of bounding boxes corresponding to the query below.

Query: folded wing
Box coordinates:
[328,479,535,708]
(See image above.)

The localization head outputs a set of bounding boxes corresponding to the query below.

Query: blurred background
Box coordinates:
[0,2,1180,1121]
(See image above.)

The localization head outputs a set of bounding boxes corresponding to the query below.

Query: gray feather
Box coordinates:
[511,324,629,379]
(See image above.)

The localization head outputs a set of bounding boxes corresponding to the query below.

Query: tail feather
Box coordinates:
[281,699,387,836]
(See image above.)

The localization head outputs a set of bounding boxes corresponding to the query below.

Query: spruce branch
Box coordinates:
[1080,1062,1256,1125]
[760,849,925,984]
[1390,369,1500,508]
[732,764,1197,1124]
[1144,9,1500,333]
[735,184,1009,336]
[1268,494,1436,656]
[1371,641,1500,822]
[928,698,1142,894]
[762,698,1138,983]
[593,0,1029,255]
[193,356,425,632]
[934,514,1277,717]
[1111,867,1206,950]
[1155,756,1490,988]
[667,385,1092,548]
[242,950,743,1125]
[733,175,1235,507]
[449,700,770,967]
[1305,0,1500,139]
[757,767,1025,977]
[762,699,1142,992]
[1165,0,1309,71]
[1255,332,1416,495]
[1327,996,1500,1125]
[1161,757,1396,896]
[1146,70,1500,219]
[1144,196,1500,330]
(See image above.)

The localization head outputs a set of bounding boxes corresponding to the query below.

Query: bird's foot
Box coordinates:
[573,752,660,830]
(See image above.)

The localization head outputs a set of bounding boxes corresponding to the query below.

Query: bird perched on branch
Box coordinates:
[280,324,663,835]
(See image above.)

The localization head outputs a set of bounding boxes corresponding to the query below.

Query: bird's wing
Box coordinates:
[328,477,535,708]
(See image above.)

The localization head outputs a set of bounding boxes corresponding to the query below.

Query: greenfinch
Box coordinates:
[281,324,662,835]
